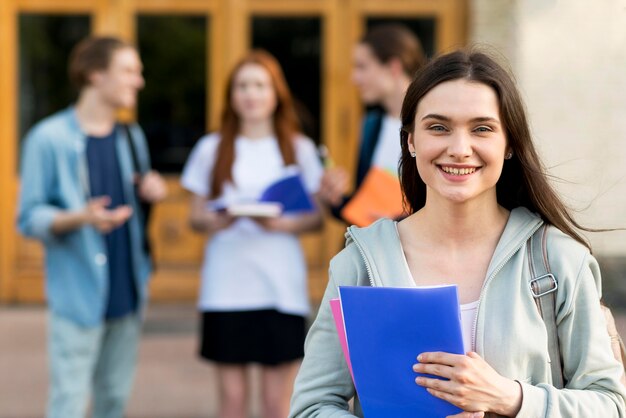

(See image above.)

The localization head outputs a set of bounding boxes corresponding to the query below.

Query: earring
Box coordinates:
[410,151,416,158]
[505,151,513,160]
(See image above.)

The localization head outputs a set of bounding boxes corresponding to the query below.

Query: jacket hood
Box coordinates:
[344,207,544,287]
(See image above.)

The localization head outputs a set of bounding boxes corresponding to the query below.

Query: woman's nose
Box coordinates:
[447,131,472,158]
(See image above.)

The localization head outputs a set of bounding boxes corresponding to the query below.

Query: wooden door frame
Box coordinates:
[0,0,18,301]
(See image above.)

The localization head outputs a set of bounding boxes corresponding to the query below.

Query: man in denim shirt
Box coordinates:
[17,36,167,418]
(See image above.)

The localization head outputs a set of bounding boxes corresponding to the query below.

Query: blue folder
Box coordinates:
[339,285,464,418]
[259,173,314,213]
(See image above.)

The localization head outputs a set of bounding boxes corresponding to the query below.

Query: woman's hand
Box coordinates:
[188,194,235,234]
[251,195,323,234]
[413,351,522,417]
[447,412,484,418]
[251,209,322,234]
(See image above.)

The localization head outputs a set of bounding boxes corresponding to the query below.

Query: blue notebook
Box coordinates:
[206,172,314,217]
[259,173,314,213]
[339,285,464,418]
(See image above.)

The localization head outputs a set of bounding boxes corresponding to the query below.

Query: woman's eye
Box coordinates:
[428,124,447,132]
[474,126,492,133]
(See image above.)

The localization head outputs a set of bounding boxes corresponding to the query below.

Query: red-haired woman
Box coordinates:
[181,50,323,418]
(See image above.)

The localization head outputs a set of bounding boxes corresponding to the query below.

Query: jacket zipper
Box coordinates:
[348,221,543,352]
[471,223,543,352]
[346,228,376,287]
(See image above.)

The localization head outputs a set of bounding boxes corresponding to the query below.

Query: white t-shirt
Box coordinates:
[371,115,403,174]
[397,230,478,353]
[180,133,323,315]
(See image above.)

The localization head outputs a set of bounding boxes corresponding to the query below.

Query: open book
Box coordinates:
[330,285,464,418]
[208,172,315,218]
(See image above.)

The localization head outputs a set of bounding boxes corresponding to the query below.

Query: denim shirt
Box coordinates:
[17,107,152,327]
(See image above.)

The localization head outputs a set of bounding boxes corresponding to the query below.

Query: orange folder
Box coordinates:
[341,166,404,227]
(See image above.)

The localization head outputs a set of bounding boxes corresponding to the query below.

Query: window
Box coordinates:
[18,14,90,141]
[252,16,321,143]
[137,15,208,173]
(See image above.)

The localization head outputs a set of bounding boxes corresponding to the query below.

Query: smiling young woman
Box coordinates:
[407,79,509,208]
[289,48,626,418]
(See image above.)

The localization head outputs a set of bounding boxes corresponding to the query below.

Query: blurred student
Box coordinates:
[181,50,323,418]
[318,23,426,225]
[17,36,167,418]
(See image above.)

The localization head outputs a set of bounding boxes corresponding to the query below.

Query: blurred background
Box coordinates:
[1,0,625,417]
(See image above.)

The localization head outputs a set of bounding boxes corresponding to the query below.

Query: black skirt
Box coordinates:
[199,309,306,365]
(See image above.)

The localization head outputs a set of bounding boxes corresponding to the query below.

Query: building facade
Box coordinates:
[0,0,468,303]
[3,0,625,306]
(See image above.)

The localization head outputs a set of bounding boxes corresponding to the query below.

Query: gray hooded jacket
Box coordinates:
[289,207,625,417]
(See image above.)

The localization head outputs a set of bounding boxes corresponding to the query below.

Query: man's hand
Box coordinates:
[84,196,133,234]
[137,170,167,203]
[318,167,349,206]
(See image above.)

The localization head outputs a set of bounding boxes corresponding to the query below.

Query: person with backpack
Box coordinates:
[318,23,426,225]
[289,49,626,417]
[17,36,167,418]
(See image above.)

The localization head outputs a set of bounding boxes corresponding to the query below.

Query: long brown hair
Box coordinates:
[210,50,300,198]
[398,48,592,249]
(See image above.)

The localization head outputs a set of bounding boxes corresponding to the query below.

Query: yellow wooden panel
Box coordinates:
[13,274,46,302]
[222,0,248,70]
[248,0,330,14]
[307,265,327,302]
[149,179,205,266]
[149,267,200,301]
[135,0,217,13]
[15,238,44,269]
[16,0,96,12]
[358,0,450,14]
[0,0,17,302]
[300,232,324,267]
[209,1,225,130]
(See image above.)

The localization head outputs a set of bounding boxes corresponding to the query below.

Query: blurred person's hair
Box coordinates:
[360,23,426,77]
[68,36,133,90]
[210,49,300,198]
[398,47,592,249]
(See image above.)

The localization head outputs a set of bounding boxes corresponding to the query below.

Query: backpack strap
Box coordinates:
[123,124,144,176]
[122,124,153,261]
[355,111,383,187]
[528,224,564,388]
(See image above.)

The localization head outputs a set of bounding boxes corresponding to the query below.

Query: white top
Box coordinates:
[459,300,478,353]
[371,115,403,174]
[396,227,478,353]
[181,133,323,315]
